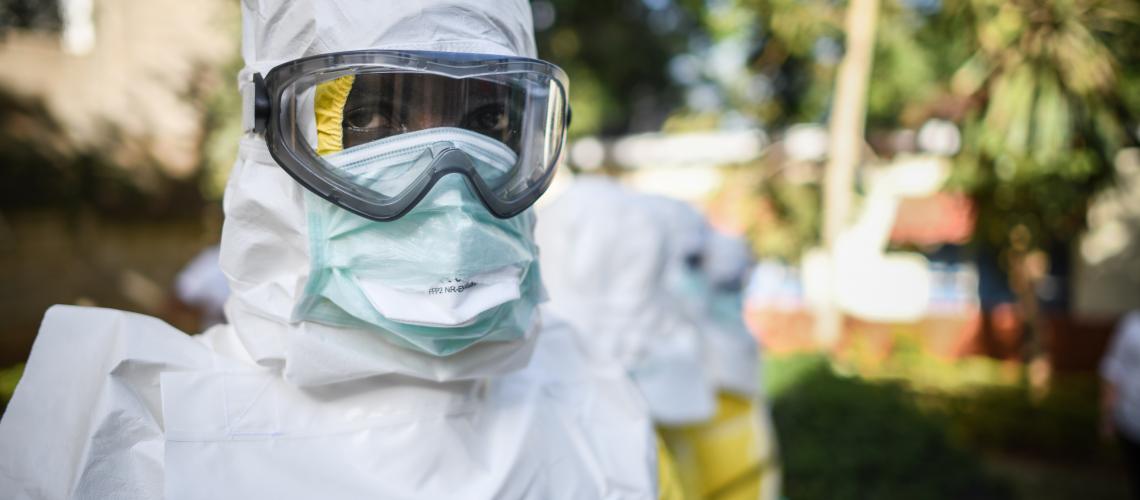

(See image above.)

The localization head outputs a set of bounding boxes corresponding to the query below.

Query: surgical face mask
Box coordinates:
[291,129,545,356]
[709,289,747,329]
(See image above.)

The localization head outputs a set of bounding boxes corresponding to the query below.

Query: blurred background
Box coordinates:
[1,0,1139,498]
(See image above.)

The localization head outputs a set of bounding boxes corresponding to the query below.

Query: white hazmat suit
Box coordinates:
[540,180,780,499]
[641,195,761,398]
[0,2,658,499]
[537,176,717,426]
[642,195,781,500]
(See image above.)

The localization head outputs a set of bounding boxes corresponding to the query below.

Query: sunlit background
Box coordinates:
[1,0,1138,498]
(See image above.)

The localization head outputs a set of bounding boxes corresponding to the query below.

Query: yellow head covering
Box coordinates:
[313,75,356,156]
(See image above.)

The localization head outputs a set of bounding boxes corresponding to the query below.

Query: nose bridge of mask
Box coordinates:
[320,129,520,204]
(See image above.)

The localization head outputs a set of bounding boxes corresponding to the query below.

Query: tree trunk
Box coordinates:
[815,0,881,346]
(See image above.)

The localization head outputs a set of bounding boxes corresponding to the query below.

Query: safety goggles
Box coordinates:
[251,50,570,221]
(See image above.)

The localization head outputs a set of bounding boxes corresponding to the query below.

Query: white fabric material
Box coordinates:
[227,0,542,385]
[703,232,752,289]
[225,122,542,386]
[1102,311,1140,441]
[641,195,762,398]
[0,2,657,498]
[704,232,762,396]
[356,265,523,327]
[703,322,761,396]
[0,306,655,499]
[295,124,542,355]
[644,195,708,270]
[642,196,781,495]
[538,177,717,425]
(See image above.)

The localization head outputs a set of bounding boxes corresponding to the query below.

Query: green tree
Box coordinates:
[947,0,1139,247]
[534,0,708,137]
[944,0,1139,363]
[733,0,1139,365]
[739,0,961,128]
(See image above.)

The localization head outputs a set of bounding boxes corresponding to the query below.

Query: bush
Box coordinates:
[768,356,1013,500]
[928,377,1102,460]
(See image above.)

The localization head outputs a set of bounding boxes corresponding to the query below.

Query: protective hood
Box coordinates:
[701,231,762,396]
[643,195,762,397]
[537,177,716,425]
[220,0,542,385]
[240,0,535,75]
[704,231,753,290]
[640,195,709,292]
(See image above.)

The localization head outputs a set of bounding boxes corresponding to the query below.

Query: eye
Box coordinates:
[344,107,392,131]
[462,104,510,136]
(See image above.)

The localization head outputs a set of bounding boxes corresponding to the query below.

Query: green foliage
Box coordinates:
[713,165,822,261]
[738,0,964,127]
[930,377,1102,459]
[767,356,1014,500]
[945,0,1140,250]
[834,330,1023,389]
[770,343,1109,461]
[830,332,1106,459]
[0,3,240,214]
[0,363,23,415]
[763,353,830,398]
[0,89,203,218]
[199,55,246,201]
[749,178,822,261]
[732,0,1139,261]
[535,0,707,136]
[0,363,22,400]
[765,350,1119,498]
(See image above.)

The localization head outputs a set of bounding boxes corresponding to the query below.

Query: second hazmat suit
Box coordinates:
[538,177,719,426]
[538,178,780,500]
[0,2,659,499]
[644,195,782,500]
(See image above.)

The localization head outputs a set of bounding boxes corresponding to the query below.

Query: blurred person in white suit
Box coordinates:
[642,195,781,500]
[539,177,779,499]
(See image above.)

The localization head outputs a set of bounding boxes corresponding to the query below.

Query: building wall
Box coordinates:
[0,0,238,177]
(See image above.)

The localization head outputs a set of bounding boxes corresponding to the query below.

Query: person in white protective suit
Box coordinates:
[539,182,780,500]
[0,2,661,499]
[537,177,719,428]
[536,177,714,499]
[647,196,782,500]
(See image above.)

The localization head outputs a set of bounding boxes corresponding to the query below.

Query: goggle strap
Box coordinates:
[240,78,257,134]
[242,73,272,135]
